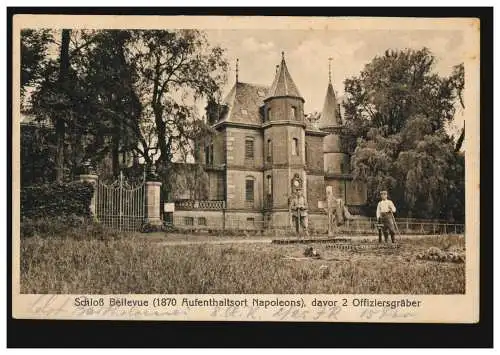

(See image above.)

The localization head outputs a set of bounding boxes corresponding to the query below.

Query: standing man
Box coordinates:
[376,190,397,243]
[290,188,309,238]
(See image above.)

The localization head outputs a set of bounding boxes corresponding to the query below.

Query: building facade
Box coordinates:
[178,53,367,231]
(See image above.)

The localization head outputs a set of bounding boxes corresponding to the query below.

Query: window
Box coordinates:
[267,139,272,162]
[184,217,194,226]
[245,138,254,159]
[205,146,210,165]
[305,142,308,165]
[198,217,207,226]
[291,106,297,120]
[267,175,272,195]
[292,138,299,156]
[267,108,272,121]
[205,142,214,165]
[245,178,254,202]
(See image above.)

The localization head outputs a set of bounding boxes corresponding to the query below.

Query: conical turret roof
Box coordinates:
[318,82,342,130]
[265,52,303,102]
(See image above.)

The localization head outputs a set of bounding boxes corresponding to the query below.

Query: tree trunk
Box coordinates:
[55,29,71,182]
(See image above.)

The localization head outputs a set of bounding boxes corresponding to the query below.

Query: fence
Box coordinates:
[172,214,464,236]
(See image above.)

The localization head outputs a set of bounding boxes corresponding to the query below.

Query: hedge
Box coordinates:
[21,181,94,219]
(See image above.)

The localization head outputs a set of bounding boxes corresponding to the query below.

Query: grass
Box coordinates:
[20,226,465,294]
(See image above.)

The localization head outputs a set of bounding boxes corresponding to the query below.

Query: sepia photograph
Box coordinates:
[18,20,470,295]
[10,13,482,325]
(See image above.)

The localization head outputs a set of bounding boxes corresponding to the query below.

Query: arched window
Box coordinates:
[292,138,299,156]
[267,139,272,162]
[291,106,297,120]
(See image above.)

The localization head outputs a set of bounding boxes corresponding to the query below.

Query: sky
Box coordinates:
[22,27,467,141]
[204,28,465,132]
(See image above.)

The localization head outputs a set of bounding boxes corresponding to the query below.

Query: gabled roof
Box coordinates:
[218,82,269,125]
[318,82,342,130]
[265,53,303,102]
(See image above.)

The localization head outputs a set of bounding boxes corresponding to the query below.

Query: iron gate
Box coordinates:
[96,171,146,232]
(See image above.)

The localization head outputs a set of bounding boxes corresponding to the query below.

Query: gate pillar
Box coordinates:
[146,181,162,226]
[79,174,98,218]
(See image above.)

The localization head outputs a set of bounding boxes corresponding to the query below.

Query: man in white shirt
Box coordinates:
[376,190,397,243]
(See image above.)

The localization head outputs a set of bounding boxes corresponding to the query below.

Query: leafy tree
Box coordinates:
[127,30,228,172]
[27,29,228,192]
[20,29,54,102]
[21,124,57,185]
[345,48,465,220]
[69,30,143,177]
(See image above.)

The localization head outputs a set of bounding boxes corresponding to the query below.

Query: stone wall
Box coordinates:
[305,135,324,173]
[324,152,350,174]
[306,174,325,213]
[226,170,263,210]
[265,97,304,122]
[226,127,263,169]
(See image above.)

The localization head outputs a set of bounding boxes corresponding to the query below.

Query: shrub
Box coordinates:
[21,181,94,219]
[20,216,124,241]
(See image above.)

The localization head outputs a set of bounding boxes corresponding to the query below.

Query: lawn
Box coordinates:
[20,229,465,294]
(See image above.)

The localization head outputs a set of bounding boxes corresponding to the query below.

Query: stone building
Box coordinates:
[174,53,367,231]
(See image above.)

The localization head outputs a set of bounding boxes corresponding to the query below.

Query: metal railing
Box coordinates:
[172,214,464,235]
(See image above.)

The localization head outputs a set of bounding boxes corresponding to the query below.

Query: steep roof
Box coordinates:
[318,82,342,130]
[265,53,303,102]
[218,82,269,125]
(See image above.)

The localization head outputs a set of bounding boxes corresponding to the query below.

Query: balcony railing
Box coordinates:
[174,200,226,210]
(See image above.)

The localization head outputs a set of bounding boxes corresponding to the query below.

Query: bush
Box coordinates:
[21,181,94,219]
[21,216,124,241]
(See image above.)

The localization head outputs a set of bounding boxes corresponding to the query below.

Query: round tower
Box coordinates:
[318,59,350,201]
[318,62,349,176]
[263,52,307,226]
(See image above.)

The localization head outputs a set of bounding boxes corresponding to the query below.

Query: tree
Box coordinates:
[28,29,228,188]
[345,48,465,220]
[29,29,140,180]
[127,30,228,174]
[344,48,458,139]
[20,29,54,102]
[69,30,143,177]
